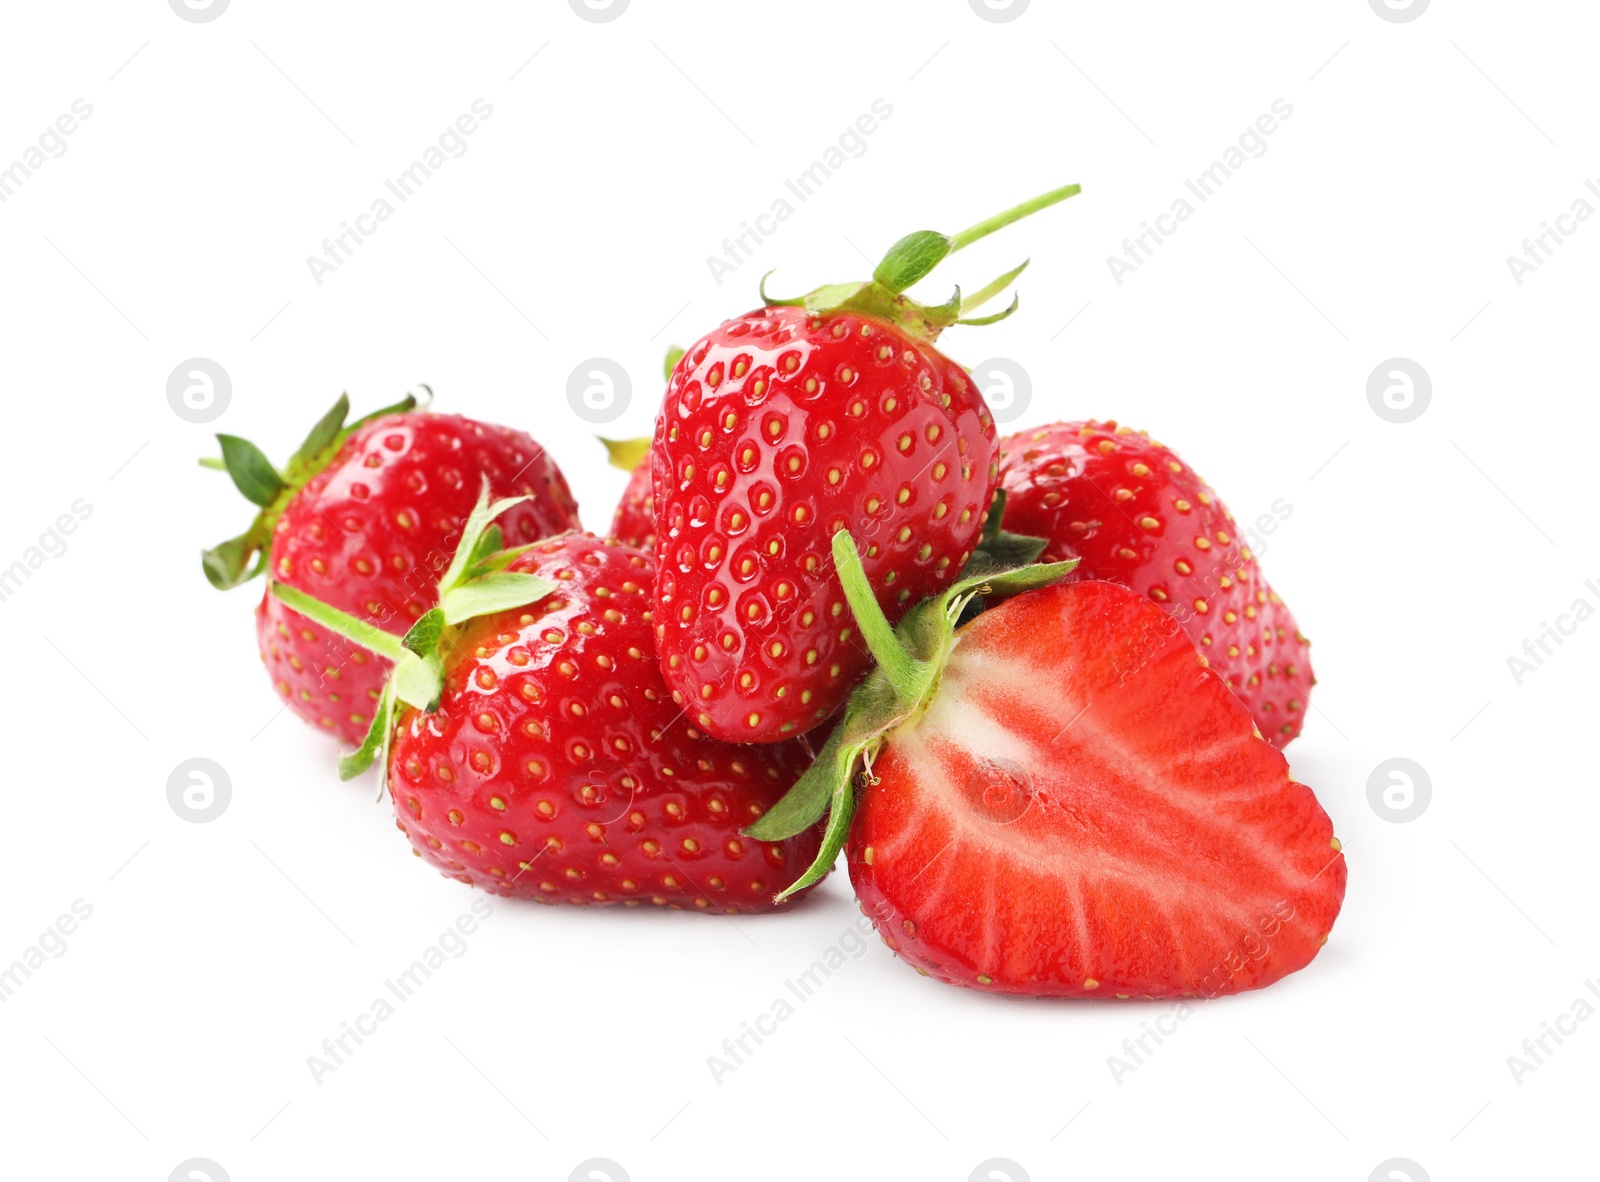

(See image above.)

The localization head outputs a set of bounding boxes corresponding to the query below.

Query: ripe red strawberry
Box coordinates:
[272,498,824,911]
[599,349,683,553]
[202,393,580,745]
[652,185,1081,744]
[599,437,657,552]
[614,463,659,553]
[610,464,655,550]
[998,420,1314,746]
[749,535,1345,997]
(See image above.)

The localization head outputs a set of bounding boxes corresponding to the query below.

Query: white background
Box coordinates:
[0,1,1594,1179]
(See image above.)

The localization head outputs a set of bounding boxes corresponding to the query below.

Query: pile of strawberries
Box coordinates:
[204,186,1345,1000]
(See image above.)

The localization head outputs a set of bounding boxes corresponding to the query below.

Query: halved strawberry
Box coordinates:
[750,534,1345,998]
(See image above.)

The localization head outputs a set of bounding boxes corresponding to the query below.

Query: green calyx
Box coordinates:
[597,436,652,473]
[962,487,1049,571]
[759,182,1081,342]
[268,482,558,783]
[745,519,1077,900]
[200,388,430,591]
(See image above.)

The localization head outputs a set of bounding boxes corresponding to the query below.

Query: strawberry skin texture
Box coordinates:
[653,305,999,743]
[388,534,823,910]
[999,420,1313,747]
[257,414,580,745]
[609,461,657,552]
[848,580,1345,999]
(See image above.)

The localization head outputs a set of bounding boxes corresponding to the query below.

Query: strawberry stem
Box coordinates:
[947,183,1082,253]
[765,182,1081,344]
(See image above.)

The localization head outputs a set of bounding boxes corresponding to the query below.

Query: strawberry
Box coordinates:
[748,533,1345,997]
[201,393,580,746]
[597,436,657,552]
[609,462,657,552]
[652,185,1081,743]
[998,420,1314,746]
[272,492,823,910]
[599,350,684,552]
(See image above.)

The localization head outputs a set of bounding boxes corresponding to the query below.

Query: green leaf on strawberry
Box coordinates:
[762,182,1080,340]
[215,434,285,507]
[598,436,652,473]
[745,528,1077,896]
[270,482,557,745]
[269,486,829,910]
[338,683,396,782]
[198,389,427,591]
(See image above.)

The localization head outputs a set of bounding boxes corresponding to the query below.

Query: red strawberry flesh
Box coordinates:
[848,579,1345,997]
